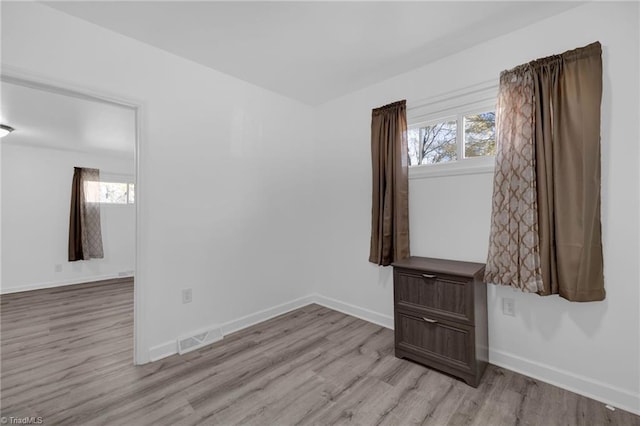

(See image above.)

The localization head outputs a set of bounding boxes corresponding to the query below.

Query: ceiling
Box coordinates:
[44,1,582,105]
[0,81,136,158]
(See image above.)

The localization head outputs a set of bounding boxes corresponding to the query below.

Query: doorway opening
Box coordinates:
[0,73,143,364]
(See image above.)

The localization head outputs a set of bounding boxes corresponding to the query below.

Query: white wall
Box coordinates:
[1,144,135,293]
[312,2,639,414]
[1,2,316,362]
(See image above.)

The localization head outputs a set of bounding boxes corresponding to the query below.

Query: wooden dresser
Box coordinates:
[392,256,488,387]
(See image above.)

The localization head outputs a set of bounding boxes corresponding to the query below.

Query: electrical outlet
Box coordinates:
[54,264,62,273]
[182,289,192,304]
[502,298,515,316]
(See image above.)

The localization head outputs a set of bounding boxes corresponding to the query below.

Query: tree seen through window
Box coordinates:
[408,110,495,166]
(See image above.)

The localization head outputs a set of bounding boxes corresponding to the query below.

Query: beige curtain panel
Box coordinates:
[69,167,104,261]
[486,42,604,302]
[484,67,544,294]
[369,100,410,266]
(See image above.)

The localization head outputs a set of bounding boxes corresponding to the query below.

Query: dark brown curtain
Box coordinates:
[369,100,410,266]
[486,42,604,302]
[532,42,604,301]
[69,167,104,261]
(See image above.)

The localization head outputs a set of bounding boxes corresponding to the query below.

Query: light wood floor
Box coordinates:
[1,280,638,425]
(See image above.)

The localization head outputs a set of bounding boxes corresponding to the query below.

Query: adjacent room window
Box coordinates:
[99,182,135,204]
[85,181,135,204]
[408,109,495,166]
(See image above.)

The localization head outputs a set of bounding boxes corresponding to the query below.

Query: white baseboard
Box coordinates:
[220,294,316,336]
[145,294,385,362]
[1,272,134,294]
[147,294,316,362]
[311,293,394,330]
[490,348,640,415]
[148,340,177,362]
[143,293,639,415]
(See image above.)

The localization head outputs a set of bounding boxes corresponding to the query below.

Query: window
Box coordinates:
[85,181,135,204]
[100,182,135,204]
[408,109,495,167]
[407,81,498,178]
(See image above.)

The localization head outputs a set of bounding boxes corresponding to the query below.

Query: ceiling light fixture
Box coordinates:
[0,124,15,138]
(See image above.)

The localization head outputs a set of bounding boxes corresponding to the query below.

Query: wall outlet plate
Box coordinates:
[182,289,192,304]
[502,298,515,316]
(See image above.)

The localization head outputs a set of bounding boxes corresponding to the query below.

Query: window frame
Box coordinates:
[97,173,135,205]
[407,82,498,180]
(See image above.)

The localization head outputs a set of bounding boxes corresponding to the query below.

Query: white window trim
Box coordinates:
[101,172,134,183]
[407,80,498,180]
[409,156,495,179]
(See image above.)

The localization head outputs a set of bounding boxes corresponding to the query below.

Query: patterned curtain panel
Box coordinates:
[485,42,604,302]
[369,100,410,266]
[485,67,544,293]
[69,167,104,261]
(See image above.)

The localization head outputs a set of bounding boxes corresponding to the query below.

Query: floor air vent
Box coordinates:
[177,327,223,354]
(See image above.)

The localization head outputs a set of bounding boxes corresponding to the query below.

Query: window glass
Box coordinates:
[464,112,496,158]
[419,120,457,165]
[100,182,129,204]
[83,181,101,203]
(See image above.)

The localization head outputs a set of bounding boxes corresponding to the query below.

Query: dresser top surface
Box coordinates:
[392,256,485,277]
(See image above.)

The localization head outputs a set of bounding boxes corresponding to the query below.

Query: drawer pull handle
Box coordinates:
[422,274,436,279]
[422,317,438,324]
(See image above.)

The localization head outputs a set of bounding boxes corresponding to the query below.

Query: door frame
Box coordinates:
[1,66,147,364]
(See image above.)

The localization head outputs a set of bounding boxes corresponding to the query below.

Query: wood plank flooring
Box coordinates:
[1,280,638,425]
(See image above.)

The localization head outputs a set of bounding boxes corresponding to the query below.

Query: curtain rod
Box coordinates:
[76,168,133,179]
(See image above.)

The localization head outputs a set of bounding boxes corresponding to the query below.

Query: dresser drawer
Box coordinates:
[395,311,474,373]
[394,268,473,324]
[393,257,487,387]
